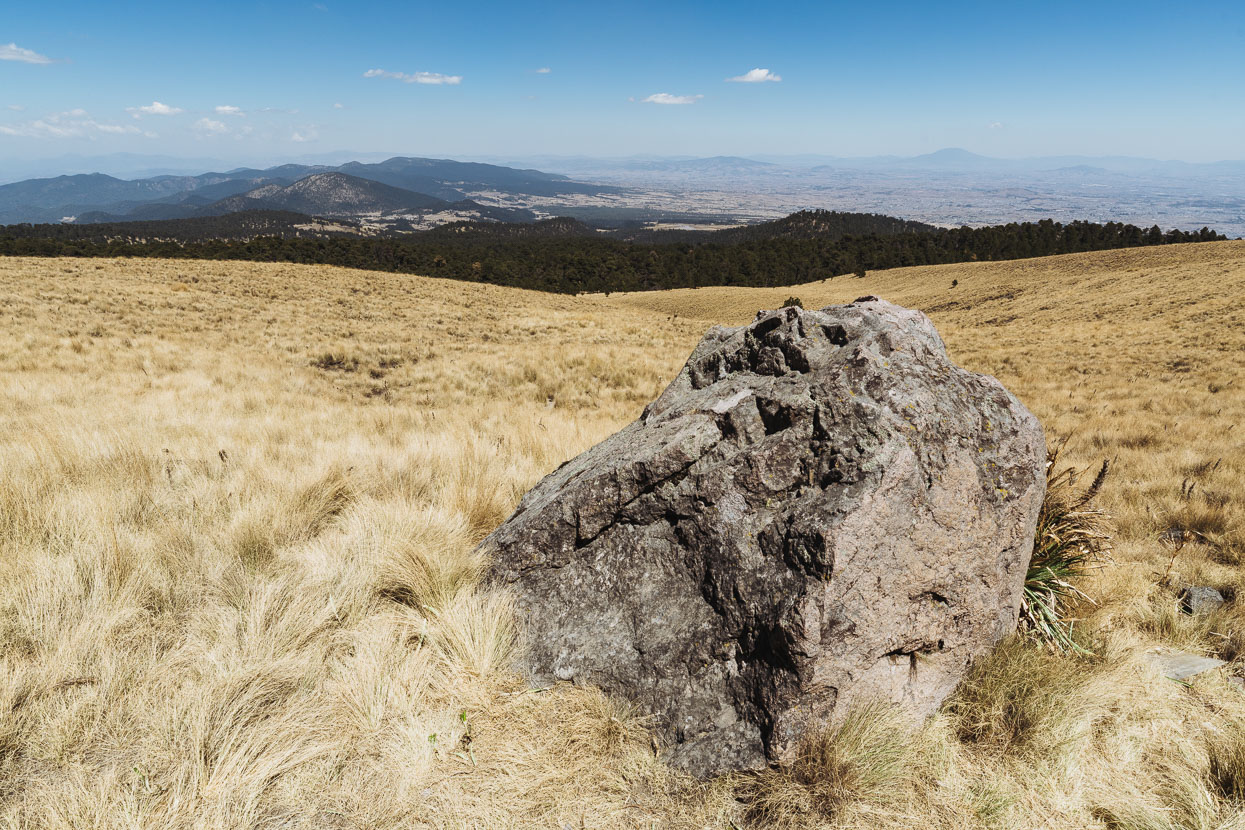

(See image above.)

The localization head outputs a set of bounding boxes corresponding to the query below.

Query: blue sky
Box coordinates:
[2,0,1244,165]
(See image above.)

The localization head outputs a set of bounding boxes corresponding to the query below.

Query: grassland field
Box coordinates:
[2,241,1244,828]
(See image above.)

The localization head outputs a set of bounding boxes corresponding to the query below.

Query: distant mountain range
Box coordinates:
[73,172,535,225]
[0,156,618,226]
[4,148,1243,238]
[483,148,1245,179]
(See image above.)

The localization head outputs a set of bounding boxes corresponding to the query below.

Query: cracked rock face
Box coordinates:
[480,298,1045,778]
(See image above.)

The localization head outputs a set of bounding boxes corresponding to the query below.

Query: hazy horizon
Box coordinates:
[4,0,1244,166]
[4,146,1245,184]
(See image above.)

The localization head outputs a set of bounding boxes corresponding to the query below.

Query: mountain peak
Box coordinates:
[908,148,991,163]
[222,172,449,215]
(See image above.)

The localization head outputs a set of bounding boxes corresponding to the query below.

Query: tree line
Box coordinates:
[0,213,1225,294]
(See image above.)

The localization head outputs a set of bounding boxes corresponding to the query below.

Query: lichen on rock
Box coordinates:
[480,297,1046,778]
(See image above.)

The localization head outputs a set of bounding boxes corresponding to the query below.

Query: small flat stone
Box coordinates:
[1146,650,1227,681]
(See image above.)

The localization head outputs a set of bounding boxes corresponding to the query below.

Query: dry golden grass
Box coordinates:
[1,241,1244,828]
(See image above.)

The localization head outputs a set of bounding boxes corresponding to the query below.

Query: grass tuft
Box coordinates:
[945,636,1102,756]
[310,351,359,372]
[1207,720,1245,802]
[738,702,910,828]
[1021,445,1114,653]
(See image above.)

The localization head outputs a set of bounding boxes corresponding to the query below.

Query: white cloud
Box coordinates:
[0,43,53,64]
[194,117,228,135]
[0,121,66,138]
[364,68,462,85]
[215,105,244,116]
[7,104,26,111]
[95,123,140,135]
[726,68,781,83]
[989,121,1004,129]
[126,101,183,118]
[641,93,703,105]
[0,109,141,139]
[333,102,344,109]
[291,127,318,142]
[535,67,551,74]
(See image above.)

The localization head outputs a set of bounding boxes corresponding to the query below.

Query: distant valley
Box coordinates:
[485,150,1245,239]
[2,149,1243,238]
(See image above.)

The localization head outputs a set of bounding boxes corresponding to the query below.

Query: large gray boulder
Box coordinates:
[481,298,1045,777]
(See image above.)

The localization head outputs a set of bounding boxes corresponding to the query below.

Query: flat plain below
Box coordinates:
[2,241,1244,828]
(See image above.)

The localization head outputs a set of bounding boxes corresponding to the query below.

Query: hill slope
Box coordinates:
[215,172,449,215]
[613,238,1245,326]
[74,176,538,226]
[1,243,1244,827]
[336,156,615,198]
[0,156,617,224]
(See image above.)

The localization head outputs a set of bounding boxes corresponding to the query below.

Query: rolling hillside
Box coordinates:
[73,174,538,226]
[1,243,1244,828]
[213,172,449,215]
[0,156,616,225]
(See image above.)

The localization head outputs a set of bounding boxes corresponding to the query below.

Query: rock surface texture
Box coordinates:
[481,298,1046,778]
[1181,586,1226,616]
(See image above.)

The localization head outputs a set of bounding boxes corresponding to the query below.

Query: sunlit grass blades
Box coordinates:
[2,242,1244,828]
[738,701,912,828]
[1021,446,1113,653]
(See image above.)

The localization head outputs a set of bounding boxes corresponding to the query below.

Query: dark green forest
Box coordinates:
[0,210,1225,294]
[613,210,939,244]
[0,211,362,243]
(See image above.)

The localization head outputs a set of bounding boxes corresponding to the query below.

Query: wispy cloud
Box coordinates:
[641,93,703,105]
[215,105,244,117]
[333,102,345,109]
[0,121,63,138]
[0,109,146,139]
[726,68,781,83]
[0,43,54,65]
[7,104,25,111]
[363,68,462,85]
[535,67,551,74]
[291,127,318,142]
[126,101,183,118]
[989,121,1004,129]
[194,117,228,135]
